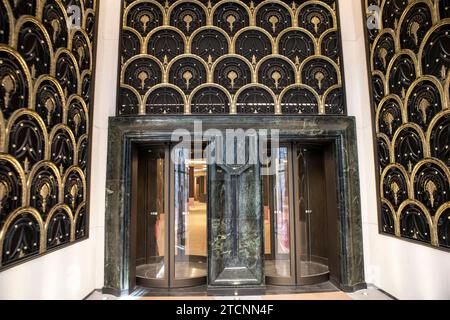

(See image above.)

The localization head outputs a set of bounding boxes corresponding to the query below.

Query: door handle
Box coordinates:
[149,211,158,216]
[305,209,313,214]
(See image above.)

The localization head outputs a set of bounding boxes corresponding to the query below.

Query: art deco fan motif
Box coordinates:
[119,0,346,115]
[366,0,450,248]
[0,0,96,268]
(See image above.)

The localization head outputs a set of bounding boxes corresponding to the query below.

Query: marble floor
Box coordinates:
[265,259,329,278]
[136,260,207,279]
[86,283,393,300]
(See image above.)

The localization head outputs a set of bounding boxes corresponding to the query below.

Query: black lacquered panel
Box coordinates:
[119,0,346,115]
[0,0,97,268]
[365,0,450,249]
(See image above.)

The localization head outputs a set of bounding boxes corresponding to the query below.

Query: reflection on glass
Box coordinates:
[136,147,166,280]
[298,147,329,277]
[264,147,291,278]
[174,148,207,279]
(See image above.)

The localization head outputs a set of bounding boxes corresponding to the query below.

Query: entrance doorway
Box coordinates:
[105,116,364,294]
[132,142,339,289]
[264,143,338,285]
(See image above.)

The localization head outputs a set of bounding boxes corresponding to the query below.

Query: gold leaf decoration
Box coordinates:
[271,71,281,89]
[227,70,238,89]
[418,98,430,123]
[183,70,193,89]
[409,21,420,45]
[45,97,55,125]
[1,74,15,108]
[70,183,79,209]
[383,112,394,135]
[39,182,51,213]
[183,15,193,32]
[311,16,321,33]
[51,19,60,43]
[425,180,437,208]
[0,181,10,211]
[315,71,324,90]
[269,15,279,33]
[226,15,236,32]
[378,47,388,69]
[138,71,148,90]
[73,113,81,135]
[140,15,151,33]
[390,181,400,205]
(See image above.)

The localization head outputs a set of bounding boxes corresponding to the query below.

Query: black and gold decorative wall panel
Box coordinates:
[0,0,97,269]
[119,0,346,115]
[365,0,450,248]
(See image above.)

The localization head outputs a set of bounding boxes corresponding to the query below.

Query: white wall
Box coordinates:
[339,0,450,300]
[0,0,121,300]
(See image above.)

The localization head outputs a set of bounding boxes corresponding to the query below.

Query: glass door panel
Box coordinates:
[264,146,294,285]
[263,175,273,257]
[135,144,207,288]
[172,146,207,286]
[265,144,331,286]
[135,146,168,286]
[272,147,291,277]
[296,145,330,282]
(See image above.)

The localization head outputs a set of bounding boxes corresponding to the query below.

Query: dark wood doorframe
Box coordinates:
[103,115,366,296]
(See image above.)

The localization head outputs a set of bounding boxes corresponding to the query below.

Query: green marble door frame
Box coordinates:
[208,138,264,287]
[103,115,365,296]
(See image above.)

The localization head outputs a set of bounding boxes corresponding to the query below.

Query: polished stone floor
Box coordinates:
[87,283,393,300]
[137,259,327,281]
[265,259,329,278]
[136,260,207,279]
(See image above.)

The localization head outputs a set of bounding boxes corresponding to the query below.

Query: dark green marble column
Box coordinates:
[208,137,264,286]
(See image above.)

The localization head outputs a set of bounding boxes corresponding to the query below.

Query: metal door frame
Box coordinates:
[135,145,171,288]
[265,142,331,286]
[169,142,207,288]
[265,143,296,286]
[293,143,331,286]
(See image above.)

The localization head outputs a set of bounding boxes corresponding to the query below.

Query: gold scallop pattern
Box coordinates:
[0,0,97,269]
[119,0,346,115]
[365,0,450,248]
